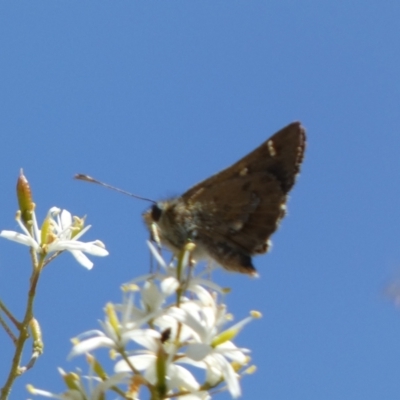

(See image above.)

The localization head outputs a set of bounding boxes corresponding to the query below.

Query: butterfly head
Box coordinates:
[143,198,192,251]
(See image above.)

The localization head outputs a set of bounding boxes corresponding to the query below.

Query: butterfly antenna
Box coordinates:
[74,174,156,204]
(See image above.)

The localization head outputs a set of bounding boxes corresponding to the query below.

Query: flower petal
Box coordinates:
[70,250,93,269]
[115,354,155,372]
[68,336,115,358]
[0,230,39,249]
[168,364,200,391]
[186,343,212,361]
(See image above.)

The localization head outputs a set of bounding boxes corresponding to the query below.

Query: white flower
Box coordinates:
[116,353,200,393]
[70,291,202,396]
[114,335,201,394]
[31,241,258,399]
[0,207,108,269]
[117,282,172,332]
[27,368,128,400]
[68,297,161,359]
[145,241,226,294]
[169,301,256,398]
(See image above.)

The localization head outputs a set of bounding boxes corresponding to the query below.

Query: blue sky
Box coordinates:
[1,2,400,399]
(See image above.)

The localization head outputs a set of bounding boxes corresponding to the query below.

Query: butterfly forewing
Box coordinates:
[183,122,305,199]
[180,122,305,274]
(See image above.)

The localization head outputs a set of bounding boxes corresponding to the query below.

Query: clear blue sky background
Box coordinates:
[1,2,400,399]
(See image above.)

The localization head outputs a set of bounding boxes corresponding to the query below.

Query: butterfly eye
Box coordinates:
[151,204,163,222]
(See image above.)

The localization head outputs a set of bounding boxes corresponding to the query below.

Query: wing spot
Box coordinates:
[229,220,244,233]
[253,239,272,254]
[254,242,268,254]
[239,167,249,176]
[267,140,277,157]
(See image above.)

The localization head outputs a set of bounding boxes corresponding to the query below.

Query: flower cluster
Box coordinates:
[28,242,259,399]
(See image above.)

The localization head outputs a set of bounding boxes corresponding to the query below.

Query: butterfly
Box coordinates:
[142,122,306,275]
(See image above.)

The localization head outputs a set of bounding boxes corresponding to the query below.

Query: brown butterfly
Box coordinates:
[142,122,306,275]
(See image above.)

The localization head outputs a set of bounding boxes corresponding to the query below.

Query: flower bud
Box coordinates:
[87,354,108,380]
[16,170,34,228]
[29,318,44,355]
[105,303,120,336]
[61,370,80,391]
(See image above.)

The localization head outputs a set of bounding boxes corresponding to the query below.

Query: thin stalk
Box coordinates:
[0,260,42,400]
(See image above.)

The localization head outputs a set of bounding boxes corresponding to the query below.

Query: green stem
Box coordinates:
[0,299,20,329]
[42,251,62,269]
[120,350,141,376]
[0,264,41,400]
[0,313,17,344]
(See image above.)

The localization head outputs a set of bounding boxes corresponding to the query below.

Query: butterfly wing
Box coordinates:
[182,122,306,274]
